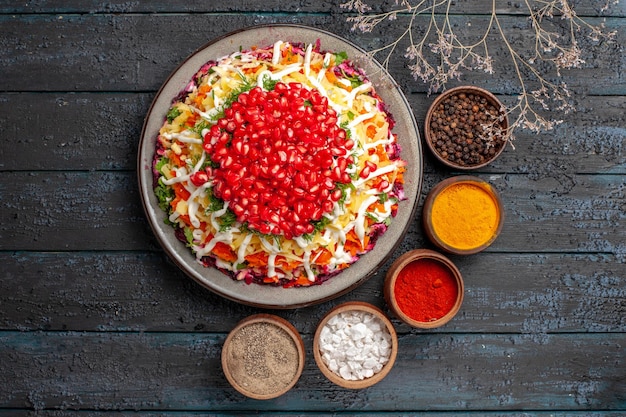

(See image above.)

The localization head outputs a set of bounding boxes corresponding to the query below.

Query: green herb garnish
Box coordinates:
[334,51,349,65]
[262,74,278,91]
[212,74,254,121]
[191,119,211,136]
[166,107,182,123]
[155,157,170,175]
[218,210,237,232]
[154,178,174,213]
[183,227,194,247]
[205,188,224,213]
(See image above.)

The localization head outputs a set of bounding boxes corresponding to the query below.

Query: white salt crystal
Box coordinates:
[362,358,377,369]
[350,322,367,339]
[339,365,352,380]
[345,346,358,358]
[317,310,393,381]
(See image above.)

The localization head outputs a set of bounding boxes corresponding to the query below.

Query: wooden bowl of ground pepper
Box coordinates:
[221,314,305,400]
[424,86,509,169]
[422,176,504,255]
[384,249,464,329]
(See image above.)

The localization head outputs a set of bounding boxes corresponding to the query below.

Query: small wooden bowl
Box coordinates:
[384,249,464,329]
[424,85,509,170]
[422,176,504,255]
[221,314,305,400]
[313,301,397,389]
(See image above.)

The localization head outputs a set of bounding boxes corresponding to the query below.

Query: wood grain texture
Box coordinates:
[0,409,624,417]
[1,171,624,253]
[0,332,624,412]
[1,1,624,414]
[1,14,624,94]
[1,0,624,16]
[0,252,624,334]
[1,93,624,174]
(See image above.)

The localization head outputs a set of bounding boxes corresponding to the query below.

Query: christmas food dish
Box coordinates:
[138,25,422,308]
[153,39,406,287]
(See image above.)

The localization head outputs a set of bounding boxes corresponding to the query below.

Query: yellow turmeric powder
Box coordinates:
[430,181,500,250]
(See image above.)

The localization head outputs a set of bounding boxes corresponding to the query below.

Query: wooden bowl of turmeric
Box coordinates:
[422,176,504,255]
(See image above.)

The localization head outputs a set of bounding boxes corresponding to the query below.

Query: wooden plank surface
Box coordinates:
[1,93,624,173]
[1,0,624,414]
[0,331,624,412]
[1,14,624,94]
[1,252,624,334]
[2,0,625,15]
[1,171,624,253]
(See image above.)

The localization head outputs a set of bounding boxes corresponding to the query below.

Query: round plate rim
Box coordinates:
[137,23,422,309]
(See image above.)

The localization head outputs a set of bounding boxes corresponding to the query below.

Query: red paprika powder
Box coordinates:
[393,258,458,322]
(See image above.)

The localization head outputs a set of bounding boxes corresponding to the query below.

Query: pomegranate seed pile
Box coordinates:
[153,41,406,287]
[204,82,353,239]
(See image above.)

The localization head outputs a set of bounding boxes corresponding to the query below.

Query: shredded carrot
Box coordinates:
[275,256,301,271]
[281,46,300,64]
[325,70,338,85]
[178,214,192,226]
[395,166,406,184]
[376,145,390,162]
[372,201,387,213]
[193,85,211,106]
[170,196,181,210]
[184,113,199,127]
[366,124,378,138]
[171,183,191,200]
[245,252,269,268]
[313,248,333,265]
[283,275,312,288]
[213,242,237,262]
[310,62,323,72]
[168,151,185,168]
[344,230,369,257]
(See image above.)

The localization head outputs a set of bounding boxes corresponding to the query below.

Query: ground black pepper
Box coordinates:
[428,91,506,167]
[224,321,299,396]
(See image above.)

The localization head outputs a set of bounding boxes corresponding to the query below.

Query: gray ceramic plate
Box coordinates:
[138,24,422,309]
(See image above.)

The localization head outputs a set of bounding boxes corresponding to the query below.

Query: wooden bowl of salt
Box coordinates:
[313,301,397,389]
[222,314,305,400]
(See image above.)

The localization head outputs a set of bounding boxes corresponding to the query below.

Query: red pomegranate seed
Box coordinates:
[365,160,378,171]
[330,188,342,201]
[203,81,354,237]
[189,171,209,187]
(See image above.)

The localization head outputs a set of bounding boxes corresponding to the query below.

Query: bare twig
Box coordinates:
[341,0,618,140]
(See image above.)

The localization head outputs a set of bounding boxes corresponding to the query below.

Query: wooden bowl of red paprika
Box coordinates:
[384,249,464,329]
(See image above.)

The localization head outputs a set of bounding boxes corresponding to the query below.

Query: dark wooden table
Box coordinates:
[1,1,625,415]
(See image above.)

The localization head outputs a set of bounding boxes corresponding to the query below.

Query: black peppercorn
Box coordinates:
[427,89,506,167]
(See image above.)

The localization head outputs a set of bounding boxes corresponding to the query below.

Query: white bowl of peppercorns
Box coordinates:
[424,86,509,170]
